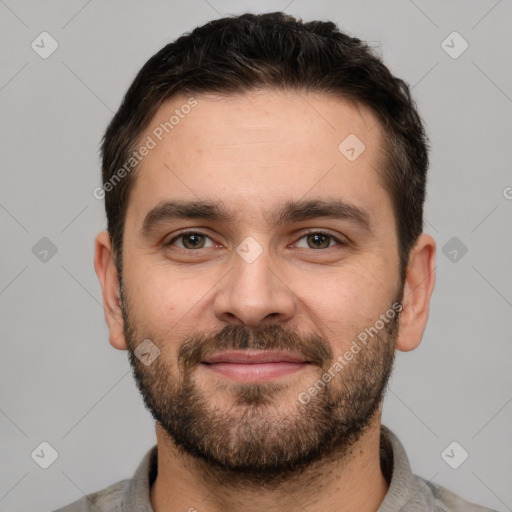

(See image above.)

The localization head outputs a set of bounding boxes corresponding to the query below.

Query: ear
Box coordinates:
[396,233,436,352]
[94,231,127,350]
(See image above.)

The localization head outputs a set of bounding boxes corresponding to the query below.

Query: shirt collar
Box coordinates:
[378,424,434,511]
[122,424,432,512]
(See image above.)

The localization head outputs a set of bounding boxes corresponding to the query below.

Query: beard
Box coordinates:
[121,289,400,486]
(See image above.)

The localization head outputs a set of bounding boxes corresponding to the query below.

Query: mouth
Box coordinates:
[201,350,311,382]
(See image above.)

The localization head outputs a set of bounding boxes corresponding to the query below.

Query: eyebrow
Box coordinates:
[141,198,372,235]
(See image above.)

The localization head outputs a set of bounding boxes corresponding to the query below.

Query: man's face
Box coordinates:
[119,89,403,481]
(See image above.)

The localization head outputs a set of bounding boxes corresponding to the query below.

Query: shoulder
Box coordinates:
[51,478,128,512]
[415,475,499,512]
[51,444,157,512]
[379,425,497,512]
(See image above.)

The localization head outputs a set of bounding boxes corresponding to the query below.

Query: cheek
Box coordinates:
[291,261,395,337]
[129,267,213,339]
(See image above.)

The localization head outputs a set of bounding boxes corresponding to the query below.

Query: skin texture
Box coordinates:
[94,89,436,512]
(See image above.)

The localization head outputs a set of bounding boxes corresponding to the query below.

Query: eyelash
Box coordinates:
[165,230,346,250]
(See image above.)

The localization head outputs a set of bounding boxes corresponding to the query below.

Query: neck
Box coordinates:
[150,414,389,512]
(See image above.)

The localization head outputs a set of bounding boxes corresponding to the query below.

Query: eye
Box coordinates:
[295,232,344,249]
[167,231,216,250]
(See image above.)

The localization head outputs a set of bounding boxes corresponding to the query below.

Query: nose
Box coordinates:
[213,242,297,327]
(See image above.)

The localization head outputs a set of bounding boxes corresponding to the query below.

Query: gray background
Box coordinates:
[1,0,511,510]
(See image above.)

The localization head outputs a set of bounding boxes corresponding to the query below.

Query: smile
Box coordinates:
[201,350,311,382]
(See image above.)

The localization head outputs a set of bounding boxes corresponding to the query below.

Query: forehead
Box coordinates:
[127,89,392,228]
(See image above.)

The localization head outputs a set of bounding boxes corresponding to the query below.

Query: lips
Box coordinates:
[203,350,308,365]
[201,350,310,382]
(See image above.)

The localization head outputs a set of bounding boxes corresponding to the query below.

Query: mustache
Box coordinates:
[178,323,333,372]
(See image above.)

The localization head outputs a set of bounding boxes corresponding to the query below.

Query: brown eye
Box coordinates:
[182,233,206,249]
[306,233,334,249]
[168,232,214,249]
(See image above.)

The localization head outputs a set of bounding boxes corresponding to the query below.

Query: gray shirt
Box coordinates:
[53,425,497,512]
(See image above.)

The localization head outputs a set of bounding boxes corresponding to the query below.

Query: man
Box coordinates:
[55,11,496,512]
